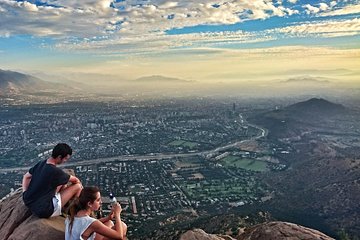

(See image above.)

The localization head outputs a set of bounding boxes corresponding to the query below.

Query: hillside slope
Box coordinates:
[250,98,360,238]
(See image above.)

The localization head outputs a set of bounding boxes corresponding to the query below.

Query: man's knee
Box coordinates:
[72,183,82,190]
[72,183,82,195]
[62,183,82,196]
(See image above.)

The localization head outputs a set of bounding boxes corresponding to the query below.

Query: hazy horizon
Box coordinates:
[0,0,359,95]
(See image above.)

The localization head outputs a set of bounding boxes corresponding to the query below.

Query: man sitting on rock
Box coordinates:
[22,143,82,218]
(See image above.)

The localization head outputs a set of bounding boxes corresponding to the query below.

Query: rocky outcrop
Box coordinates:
[0,189,65,240]
[237,221,334,240]
[181,221,334,240]
[0,189,335,240]
[180,229,236,240]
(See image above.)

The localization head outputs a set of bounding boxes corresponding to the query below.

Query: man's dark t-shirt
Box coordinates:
[23,160,70,218]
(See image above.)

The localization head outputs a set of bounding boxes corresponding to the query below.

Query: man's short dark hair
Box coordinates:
[52,143,72,159]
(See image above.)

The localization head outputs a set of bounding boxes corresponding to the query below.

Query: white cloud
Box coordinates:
[319,3,329,11]
[320,3,360,16]
[158,1,178,9]
[270,18,360,38]
[0,0,358,57]
[21,1,39,11]
[54,30,275,55]
[303,4,320,14]
[0,0,297,39]
[330,1,337,8]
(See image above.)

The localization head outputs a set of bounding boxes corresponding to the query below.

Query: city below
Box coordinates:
[0,96,359,239]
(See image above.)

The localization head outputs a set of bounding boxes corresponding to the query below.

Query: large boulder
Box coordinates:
[180,229,236,240]
[180,221,334,240]
[0,189,65,240]
[238,221,334,240]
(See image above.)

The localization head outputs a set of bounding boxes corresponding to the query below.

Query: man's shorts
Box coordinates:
[51,192,62,217]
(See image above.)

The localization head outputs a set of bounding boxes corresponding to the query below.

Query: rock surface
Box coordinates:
[180,229,236,240]
[181,221,335,240]
[0,189,65,240]
[238,221,334,240]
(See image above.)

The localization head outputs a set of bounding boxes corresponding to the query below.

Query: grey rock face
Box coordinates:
[180,229,236,240]
[180,221,335,240]
[0,189,65,240]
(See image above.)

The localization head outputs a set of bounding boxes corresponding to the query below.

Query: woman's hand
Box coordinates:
[108,210,115,220]
[112,202,122,216]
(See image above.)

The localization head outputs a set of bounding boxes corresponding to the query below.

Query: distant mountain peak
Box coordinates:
[133,75,192,83]
[282,75,331,84]
[287,98,346,114]
[249,98,348,140]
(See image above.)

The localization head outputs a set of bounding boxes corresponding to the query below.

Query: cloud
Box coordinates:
[302,2,360,17]
[0,0,122,38]
[320,3,360,17]
[0,0,358,57]
[54,30,275,56]
[269,18,360,38]
[287,0,297,3]
[319,3,329,11]
[0,0,296,39]
[303,4,320,14]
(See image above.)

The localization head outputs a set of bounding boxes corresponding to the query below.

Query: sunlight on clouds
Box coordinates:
[0,0,359,84]
[52,29,276,56]
[320,3,360,17]
[270,18,360,38]
[302,2,360,18]
[158,1,178,9]
[319,3,329,11]
[303,4,320,14]
[0,0,296,39]
[21,1,38,11]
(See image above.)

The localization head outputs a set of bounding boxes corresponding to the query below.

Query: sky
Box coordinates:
[0,0,359,86]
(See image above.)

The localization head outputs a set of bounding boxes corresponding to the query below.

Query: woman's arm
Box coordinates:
[90,203,125,239]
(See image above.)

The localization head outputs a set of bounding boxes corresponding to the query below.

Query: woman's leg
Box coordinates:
[120,221,127,239]
[94,220,113,240]
[94,220,127,240]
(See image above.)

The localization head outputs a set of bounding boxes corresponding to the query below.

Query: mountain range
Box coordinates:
[0,69,70,95]
[133,75,192,83]
[282,76,332,84]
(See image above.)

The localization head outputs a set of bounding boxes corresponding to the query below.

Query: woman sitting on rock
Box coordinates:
[65,186,127,240]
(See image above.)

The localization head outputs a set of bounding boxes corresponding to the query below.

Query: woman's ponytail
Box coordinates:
[68,197,80,234]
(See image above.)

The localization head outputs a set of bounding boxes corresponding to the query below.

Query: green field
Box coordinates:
[175,157,203,168]
[182,141,198,148]
[169,140,198,149]
[169,140,186,146]
[221,156,268,172]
